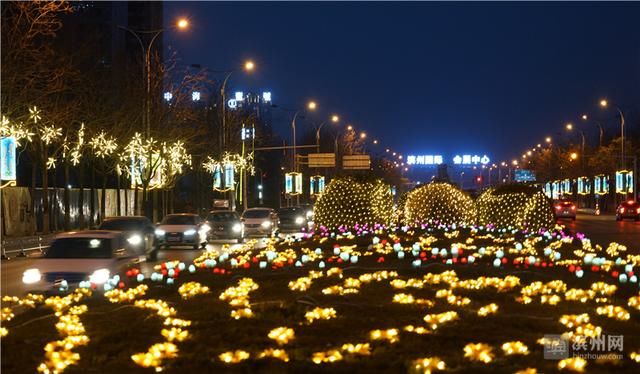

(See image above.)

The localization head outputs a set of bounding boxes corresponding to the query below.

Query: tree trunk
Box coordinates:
[90,164,95,228]
[30,155,37,233]
[64,160,70,230]
[134,185,138,216]
[101,171,107,223]
[116,172,121,216]
[41,152,50,234]
[79,164,85,229]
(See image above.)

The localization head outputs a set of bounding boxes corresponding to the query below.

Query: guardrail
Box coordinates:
[1,235,52,259]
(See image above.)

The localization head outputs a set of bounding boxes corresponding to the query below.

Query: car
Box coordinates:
[154,213,209,250]
[277,207,309,233]
[98,216,158,260]
[616,200,640,221]
[206,211,244,243]
[242,208,279,237]
[553,200,577,220]
[297,203,315,222]
[21,231,145,293]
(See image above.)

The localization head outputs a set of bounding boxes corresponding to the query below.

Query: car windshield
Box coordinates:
[99,219,146,231]
[243,210,270,219]
[162,215,196,225]
[278,208,302,217]
[45,238,113,259]
[208,212,239,222]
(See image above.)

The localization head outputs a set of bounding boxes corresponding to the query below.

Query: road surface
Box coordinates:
[0,239,269,297]
[558,213,640,252]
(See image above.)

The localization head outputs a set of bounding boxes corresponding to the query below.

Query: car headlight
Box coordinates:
[155,228,166,237]
[127,234,142,246]
[306,210,313,219]
[200,224,211,233]
[232,223,242,233]
[89,268,110,284]
[295,216,304,225]
[184,229,196,236]
[22,268,41,284]
[261,221,271,228]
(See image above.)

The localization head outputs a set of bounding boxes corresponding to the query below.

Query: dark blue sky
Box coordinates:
[164,1,640,162]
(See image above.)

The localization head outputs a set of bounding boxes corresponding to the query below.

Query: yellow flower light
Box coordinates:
[463,343,494,363]
[369,328,400,343]
[219,350,250,364]
[268,327,295,345]
[477,303,499,317]
[258,348,289,362]
[341,343,371,356]
[501,341,529,355]
[595,305,630,321]
[305,307,337,324]
[178,282,210,300]
[410,357,446,373]
[423,311,458,330]
[161,327,189,342]
[311,349,343,364]
[557,357,587,372]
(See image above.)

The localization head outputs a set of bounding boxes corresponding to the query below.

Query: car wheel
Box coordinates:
[572,216,576,221]
[201,241,207,249]
[635,216,640,222]
[147,250,158,262]
[237,237,245,244]
[616,216,622,221]
[193,244,199,250]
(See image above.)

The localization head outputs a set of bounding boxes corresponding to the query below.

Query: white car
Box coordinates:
[154,213,209,250]
[21,231,145,293]
[242,208,279,237]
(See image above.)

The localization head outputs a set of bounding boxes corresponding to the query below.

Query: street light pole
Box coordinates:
[220,71,234,154]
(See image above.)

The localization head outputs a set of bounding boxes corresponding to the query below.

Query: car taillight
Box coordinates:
[620,208,625,213]
[571,206,576,210]
[637,208,640,214]
[555,205,562,210]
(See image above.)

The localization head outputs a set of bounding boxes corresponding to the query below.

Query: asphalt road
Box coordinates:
[557,213,640,252]
[0,239,269,297]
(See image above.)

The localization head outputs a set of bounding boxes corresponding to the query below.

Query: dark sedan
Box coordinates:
[616,200,640,221]
[206,211,244,243]
[277,207,309,233]
[98,216,158,260]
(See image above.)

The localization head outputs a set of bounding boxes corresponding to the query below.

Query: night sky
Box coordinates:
[164,1,640,163]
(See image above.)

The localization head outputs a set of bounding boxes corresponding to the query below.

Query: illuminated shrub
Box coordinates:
[314,176,393,230]
[403,183,475,225]
[475,184,554,230]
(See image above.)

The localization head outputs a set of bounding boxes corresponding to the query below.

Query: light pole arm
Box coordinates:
[291,111,300,171]
[220,71,234,153]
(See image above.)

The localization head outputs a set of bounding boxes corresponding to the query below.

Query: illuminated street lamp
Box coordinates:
[291,100,317,172]
[360,132,367,139]
[331,115,340,123]
[177,18,189,29]
[118,17,190,140]
[570,152,578,161]
[220,60,256,151]
[565,123,573,131]
[566,120,585,166]
[581,113,604,147]
[600,98,626,169]
[545,136,552,144]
